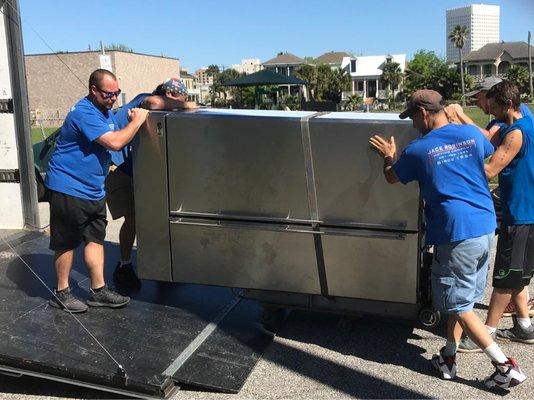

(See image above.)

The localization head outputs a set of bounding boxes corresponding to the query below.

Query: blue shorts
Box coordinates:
[431,233,494,314]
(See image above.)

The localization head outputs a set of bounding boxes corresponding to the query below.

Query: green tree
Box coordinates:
[295,64,318,100]
[315,64,351,104]
[344,93,363,111]
[205,64,220,77]
[104,43,133,52]
[380,59,403,103]
[507,64,530,93]
[448,25,469,105]
[212,68,242,104]
[404,50,471,100]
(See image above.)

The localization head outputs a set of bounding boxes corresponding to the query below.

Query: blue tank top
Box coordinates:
[499,116,534,225]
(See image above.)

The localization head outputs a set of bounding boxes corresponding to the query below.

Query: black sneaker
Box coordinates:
[497,316,534,344]
[49,287,88,313]
[113,262,142,291]
[87,285,130,308]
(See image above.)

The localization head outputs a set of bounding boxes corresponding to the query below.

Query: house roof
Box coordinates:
[464,41,534,62]
[263,52,305,65]
[315,51,352,65]
[340,54,407,78]
[222,69,307,87]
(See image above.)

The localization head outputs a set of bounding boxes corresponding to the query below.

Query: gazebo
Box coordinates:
[222,69,308,108]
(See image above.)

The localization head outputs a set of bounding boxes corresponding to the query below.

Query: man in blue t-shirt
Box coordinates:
[45,69,148,313]
[369,89,525,389]
[105,78,196,291]
[479,81,534,346]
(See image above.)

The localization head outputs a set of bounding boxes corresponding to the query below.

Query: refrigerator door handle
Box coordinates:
[170,219,321,235]
[321,227,407,240]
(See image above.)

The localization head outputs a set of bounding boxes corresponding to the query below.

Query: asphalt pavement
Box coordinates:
[0,203,532,399]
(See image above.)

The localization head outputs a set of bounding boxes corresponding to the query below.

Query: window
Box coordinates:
[467,65,478,75]
[350,59,356,73]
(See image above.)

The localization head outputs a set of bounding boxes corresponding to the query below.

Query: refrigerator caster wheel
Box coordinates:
[418,308,440,327]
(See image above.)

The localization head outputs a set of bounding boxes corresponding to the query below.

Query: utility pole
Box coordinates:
[529,31,533,100]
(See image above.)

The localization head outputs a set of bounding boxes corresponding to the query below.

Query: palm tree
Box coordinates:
[448,25,469,106]
[381,58,403,103]
[345,93,363,111]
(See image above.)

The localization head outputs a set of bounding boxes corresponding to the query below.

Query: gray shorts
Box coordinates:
[432,233,494,314]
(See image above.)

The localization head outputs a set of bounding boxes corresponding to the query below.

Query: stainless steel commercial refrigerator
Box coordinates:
[133,109,438,326]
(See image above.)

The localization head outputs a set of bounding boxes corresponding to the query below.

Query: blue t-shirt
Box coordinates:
[393,124,496,245]
[110,93,150,176]
[498,115,534,225]
[45,97,117,200]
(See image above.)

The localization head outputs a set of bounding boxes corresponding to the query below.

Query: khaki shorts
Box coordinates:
[105,168,134,220]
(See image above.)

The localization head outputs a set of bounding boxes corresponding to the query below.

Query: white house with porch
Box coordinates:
[341,54,406,101]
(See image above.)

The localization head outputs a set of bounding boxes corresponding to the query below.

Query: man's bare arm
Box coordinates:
[141,95,198,111]
[485,129,523,180]
[96,108,149,151]
[444,103,500,142]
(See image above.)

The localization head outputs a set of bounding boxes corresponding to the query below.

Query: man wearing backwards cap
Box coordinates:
[445,77,534,342]
[106,78,197,291]
[445,76,533,145]
[369,89,526,389]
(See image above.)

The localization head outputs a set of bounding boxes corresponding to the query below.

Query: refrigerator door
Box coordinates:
[169,218,322,294]
[165,110,316,222]
[321,227,420,304]
[132,112,172,281]
[309,113,420,230]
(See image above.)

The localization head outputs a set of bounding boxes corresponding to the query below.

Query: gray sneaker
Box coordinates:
[49,287,88,313]
[458,331,497,353]
[497,317,534,344]
[87,285,130,308]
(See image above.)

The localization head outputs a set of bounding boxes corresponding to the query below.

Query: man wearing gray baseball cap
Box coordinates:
[369,89,525,389]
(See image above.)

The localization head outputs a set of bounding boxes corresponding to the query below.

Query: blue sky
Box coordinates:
[18,0,534,71]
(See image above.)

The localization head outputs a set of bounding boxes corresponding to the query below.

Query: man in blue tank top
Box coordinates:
[45,69,148,313]
[444,77,534,329]
[480,81,534,346]
[105,78,196,291]
[369,89,525,389]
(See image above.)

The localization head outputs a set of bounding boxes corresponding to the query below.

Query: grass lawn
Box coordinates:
[31,126,60,144]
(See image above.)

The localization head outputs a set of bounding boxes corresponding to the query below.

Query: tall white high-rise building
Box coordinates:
[446,4,500,62]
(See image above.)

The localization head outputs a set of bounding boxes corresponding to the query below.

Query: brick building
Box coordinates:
[25,50,181,125]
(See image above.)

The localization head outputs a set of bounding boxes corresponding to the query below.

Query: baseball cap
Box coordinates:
[465,76,502,97]
[160,77,188,96]
[399,89,444,119]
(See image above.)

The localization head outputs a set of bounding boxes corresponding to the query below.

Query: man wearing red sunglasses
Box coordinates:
[45,69,148,313]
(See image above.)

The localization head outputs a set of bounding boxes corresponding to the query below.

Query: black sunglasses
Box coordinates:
[94,85,121,99]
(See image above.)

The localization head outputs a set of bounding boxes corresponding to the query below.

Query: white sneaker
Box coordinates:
[431,348,457,380]
[484,358,526,389]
